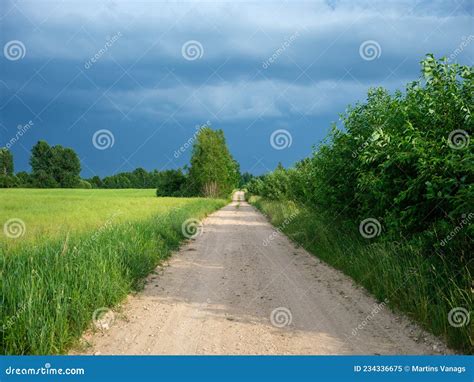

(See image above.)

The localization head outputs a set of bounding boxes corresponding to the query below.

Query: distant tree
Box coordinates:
[88,176,103,188]
[30,141,53,173]
[0,148,14,176]
[16,171,32,187]
[51,146,81,188]
[102,173,132,188]
[132,167,148,188]
[187,127,239,197]
[0,148,17,188]
[156,169,187,196]
[30,141,57,187]
[30,141,81,187]
[239,172,254,188]
[31,169,58,188]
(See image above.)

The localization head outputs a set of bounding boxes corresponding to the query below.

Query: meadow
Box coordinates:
[1,189,226,354]
[0,189,204,246]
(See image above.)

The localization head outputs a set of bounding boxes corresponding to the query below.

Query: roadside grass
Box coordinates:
[1,190,226,354]
[249,196,473,354]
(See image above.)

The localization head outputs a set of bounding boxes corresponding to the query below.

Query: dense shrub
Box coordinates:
[246,56,472,352]
[77,179,92,189]
[247,55,473,264]
[155,169,188,196]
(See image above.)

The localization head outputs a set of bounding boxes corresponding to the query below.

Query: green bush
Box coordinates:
[77,179,92,189]
[247,55,473,353]
[248,55,473,263]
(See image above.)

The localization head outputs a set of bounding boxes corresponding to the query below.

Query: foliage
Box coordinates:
[188,127,240,197]
[239,172,255,188]
[77,179,92,189]
[0,148,14,176]
[30,141,81,188]
[155,169,188,197]
[0,148,17,187]
[15,172,32,187]
[247,55,473,262]
[3,131,241,196]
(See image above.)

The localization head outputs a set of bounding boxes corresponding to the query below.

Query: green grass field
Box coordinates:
[0,189,211,246]
[249,196,473,354]
[1,189,226,354]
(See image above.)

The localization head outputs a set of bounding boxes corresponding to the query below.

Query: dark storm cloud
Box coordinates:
[1,0,472,175]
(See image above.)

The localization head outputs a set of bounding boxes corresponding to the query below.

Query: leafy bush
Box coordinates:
[77,179,92,189]
[248,55,473,264]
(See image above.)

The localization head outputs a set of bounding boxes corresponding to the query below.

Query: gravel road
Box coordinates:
[79,191,447,355]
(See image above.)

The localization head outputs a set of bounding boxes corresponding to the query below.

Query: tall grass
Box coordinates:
[1,195,226,354]
[249,196,473,354]
[0,189,202,246]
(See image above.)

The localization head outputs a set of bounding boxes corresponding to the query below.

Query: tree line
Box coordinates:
[1,127,250,198]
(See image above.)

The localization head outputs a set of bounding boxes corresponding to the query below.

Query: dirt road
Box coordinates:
[79,191,446,355]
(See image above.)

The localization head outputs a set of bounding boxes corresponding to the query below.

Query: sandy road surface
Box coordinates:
[79,191,447,355]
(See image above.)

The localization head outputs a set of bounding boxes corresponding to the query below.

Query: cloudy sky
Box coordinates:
[1,0,473,177]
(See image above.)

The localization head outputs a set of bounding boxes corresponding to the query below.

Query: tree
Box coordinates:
[88,176,103,188]
[156,169,187,196]
[239,172,254,188]
[0,148,18,188]
[30,141,57,187]
[0,148,14,176]
[30,141,81,188]
[51,146,81,188]
[132,168,148,188]
[16,171,31,187]
[187,127,239,197]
